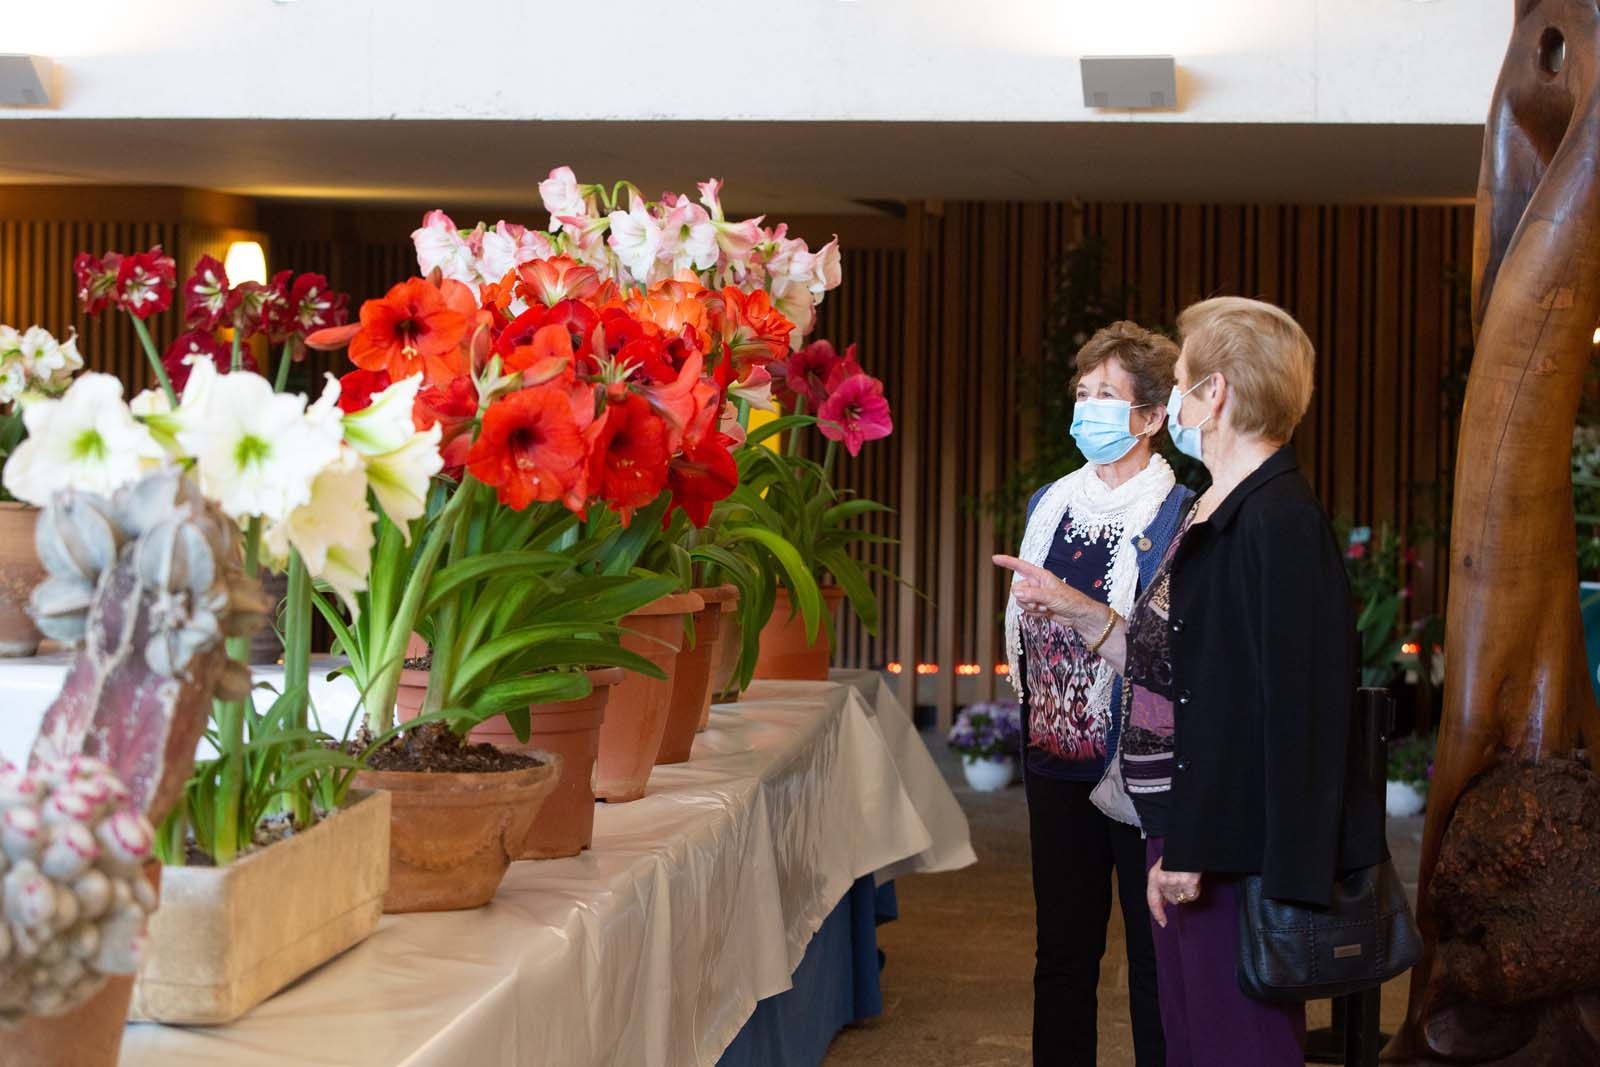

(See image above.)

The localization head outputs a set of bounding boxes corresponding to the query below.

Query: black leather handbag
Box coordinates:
[1235,858,1421,1003]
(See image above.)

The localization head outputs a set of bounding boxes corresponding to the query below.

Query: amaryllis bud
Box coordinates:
[2,808,42,860]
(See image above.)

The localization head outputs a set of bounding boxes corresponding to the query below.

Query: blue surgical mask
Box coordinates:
[1070,397,1146,465]
[1166,379,1213,462]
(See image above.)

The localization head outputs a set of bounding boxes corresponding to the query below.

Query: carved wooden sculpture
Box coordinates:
[1388,3,1600,1062]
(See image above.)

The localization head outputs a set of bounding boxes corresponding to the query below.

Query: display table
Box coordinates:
[0,660,970,1065]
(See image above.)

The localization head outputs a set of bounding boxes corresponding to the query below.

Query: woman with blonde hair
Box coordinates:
[998,297,1386,1065]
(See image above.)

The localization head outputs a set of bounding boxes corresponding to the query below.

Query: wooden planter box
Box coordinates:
[130,790,390,1024]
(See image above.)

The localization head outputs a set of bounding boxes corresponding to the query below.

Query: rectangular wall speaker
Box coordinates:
[1080,56,1177,110]
[0,56,56,108]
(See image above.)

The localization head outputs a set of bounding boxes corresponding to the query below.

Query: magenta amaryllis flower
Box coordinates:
[73,252,123,315]
[113,247,177,320]
[183,255,231,330]
[775,340,841,411]
[817,372,892,456]
[288,273,350,335]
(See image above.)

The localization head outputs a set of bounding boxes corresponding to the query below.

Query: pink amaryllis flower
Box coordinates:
[114,247,178,320]
[774,339,841,410]
[183,255,231,330]
[817,372,892,456]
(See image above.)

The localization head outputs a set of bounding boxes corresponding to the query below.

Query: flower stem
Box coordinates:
[284,549,315,825]
[230,330,243,373]
[273,339,294,393]
[128,316,177,405]
[786,397,807,457]
[212,515,262,866]
[821,440,838,485]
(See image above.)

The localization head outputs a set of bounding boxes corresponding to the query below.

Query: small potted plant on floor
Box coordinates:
[948,701,1023,792]
[1386,732,1435,818]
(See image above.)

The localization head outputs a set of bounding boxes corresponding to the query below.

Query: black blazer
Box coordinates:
[1161,446,1387,907]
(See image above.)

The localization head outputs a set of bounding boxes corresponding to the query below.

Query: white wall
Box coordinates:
[7,0,1507,124]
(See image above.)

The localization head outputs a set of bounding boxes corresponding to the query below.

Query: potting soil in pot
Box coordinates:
[359,721,545,773]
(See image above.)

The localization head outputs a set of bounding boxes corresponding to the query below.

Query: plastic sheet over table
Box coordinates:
[53,674,966,1066]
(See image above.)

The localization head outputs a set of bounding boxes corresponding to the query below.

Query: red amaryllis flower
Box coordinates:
[336,368,393,414]
[817,373,892,456]
[182,255,231,330]
[587,393,670,522]
[114,247,178,320]
[467,385,588,510]
[288,273,350,336]
[350,277,471,383]
[515,257,602,308]
[775,339,842,410]
[228,270,293,339]
[417,376,480,476]
[822,343,864,393]
[162,330,256,392]
[667,430,738,527]
[73,252,123,315]
[502,322,577,385]
[714,288,794,375]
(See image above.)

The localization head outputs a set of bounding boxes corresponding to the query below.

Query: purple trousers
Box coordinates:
[1146,837,1305,1067]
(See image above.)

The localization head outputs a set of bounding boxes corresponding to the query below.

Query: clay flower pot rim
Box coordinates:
[356,763,553,792]
[0,500,37,512]
[628,591,705,616]
[579,666,627,686]
[691,584,740,606]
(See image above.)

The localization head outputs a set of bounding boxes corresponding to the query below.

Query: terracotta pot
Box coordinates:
[658,585,738,763]
[470,667,623,859]
[0,501,46,658]
[353,760,559,912]
[12,865,159,1066]
[130,790,389,1024]
[595,591,703,802]
[753,586,846,681]
[711,607,744,705]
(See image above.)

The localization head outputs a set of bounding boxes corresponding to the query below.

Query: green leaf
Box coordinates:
[423,550,571,615]
[817,547,879,636]
[743,413,818,448]
[725,524,824,641]
[462,671,594,723]
[822,498,892,525]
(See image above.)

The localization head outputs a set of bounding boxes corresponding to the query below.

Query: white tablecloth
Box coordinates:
[0,658,970,1066]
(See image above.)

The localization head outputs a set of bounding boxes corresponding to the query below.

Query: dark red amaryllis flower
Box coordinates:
[227,270,292,339]
[774,339,842,411]
[587,393,670,523]
[336,368,393,414]
[822,343,864,393]
[467,384,588,511]
[73,252,123,315]
[288,273,350,335]
[667,430,738,527]
[162,330,257,392]
[114,247,178,320]
[182,255,231,330]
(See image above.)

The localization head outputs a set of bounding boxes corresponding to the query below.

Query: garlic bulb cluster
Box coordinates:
[0,758,156,1022]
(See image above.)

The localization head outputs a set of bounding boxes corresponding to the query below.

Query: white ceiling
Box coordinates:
[0,120,1484,215]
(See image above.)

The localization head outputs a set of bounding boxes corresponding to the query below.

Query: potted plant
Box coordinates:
[948,701,1023,792]
[13,248,426,1025]
[1387,733,1435,818]
[0,322,84,656]
[1340,522,1426,688]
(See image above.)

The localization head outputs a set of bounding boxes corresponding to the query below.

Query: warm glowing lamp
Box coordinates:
[224,241,267,286]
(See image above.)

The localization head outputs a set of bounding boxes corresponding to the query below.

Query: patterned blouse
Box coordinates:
[1020,510,1114,781]
[1120,511,1195,836]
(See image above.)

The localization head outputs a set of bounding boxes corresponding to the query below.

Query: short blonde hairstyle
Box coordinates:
[1177,297,1315,443]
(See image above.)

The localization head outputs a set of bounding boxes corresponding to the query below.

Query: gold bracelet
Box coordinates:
[1085,606,1120,655]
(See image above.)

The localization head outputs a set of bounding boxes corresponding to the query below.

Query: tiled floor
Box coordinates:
[825,733,1420,1066]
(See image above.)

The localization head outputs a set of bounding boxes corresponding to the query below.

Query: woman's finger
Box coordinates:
[993,554,1054,584]
[1148,874,1167,928]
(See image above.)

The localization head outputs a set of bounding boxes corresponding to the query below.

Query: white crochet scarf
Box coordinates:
[1005,456,1176,728]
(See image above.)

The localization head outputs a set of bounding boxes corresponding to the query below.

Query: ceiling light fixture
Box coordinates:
[1080,55,1177,110]
[0,55,55,108]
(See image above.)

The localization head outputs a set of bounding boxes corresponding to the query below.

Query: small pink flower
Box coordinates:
[1346,543,1367,560]
[818,372,893,456]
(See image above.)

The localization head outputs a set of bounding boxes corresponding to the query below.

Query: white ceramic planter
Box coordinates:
[1386,779,1427,818]
[130,789,390,1024]
[961,754,1016,792]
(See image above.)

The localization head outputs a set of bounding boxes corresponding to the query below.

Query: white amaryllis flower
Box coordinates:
[608,197,665,285]
[18,326,82,391]
[769,278,817,351]
[176,364,343,523]
[479,222,553,285]
[539,167,587,234]
[363,428,443,539]
[0,356,25,406]
[0,326,20,360]
[341,373,423,456]
[412,210,475,285]
[264,446,376,616]
[129,387,185,456]
[1,373,164,505]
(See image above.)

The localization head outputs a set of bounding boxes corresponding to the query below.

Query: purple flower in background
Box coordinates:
[948,701,1022,760]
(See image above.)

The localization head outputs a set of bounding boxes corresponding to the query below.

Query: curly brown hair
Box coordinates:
[1071,321,1179,410]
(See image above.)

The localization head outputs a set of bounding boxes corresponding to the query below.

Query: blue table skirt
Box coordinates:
[717,877,899,1066]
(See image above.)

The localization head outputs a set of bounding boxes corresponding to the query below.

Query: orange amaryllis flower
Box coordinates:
[627,276,710,337]
[502,322,577,385]
[349,277,471,383]
[587,393,670,523]
[515,256,602,308]
[466,384,588,510]
[714,287,794,377]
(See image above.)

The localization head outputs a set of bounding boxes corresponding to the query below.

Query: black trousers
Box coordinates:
[1026,772,1165,1067]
